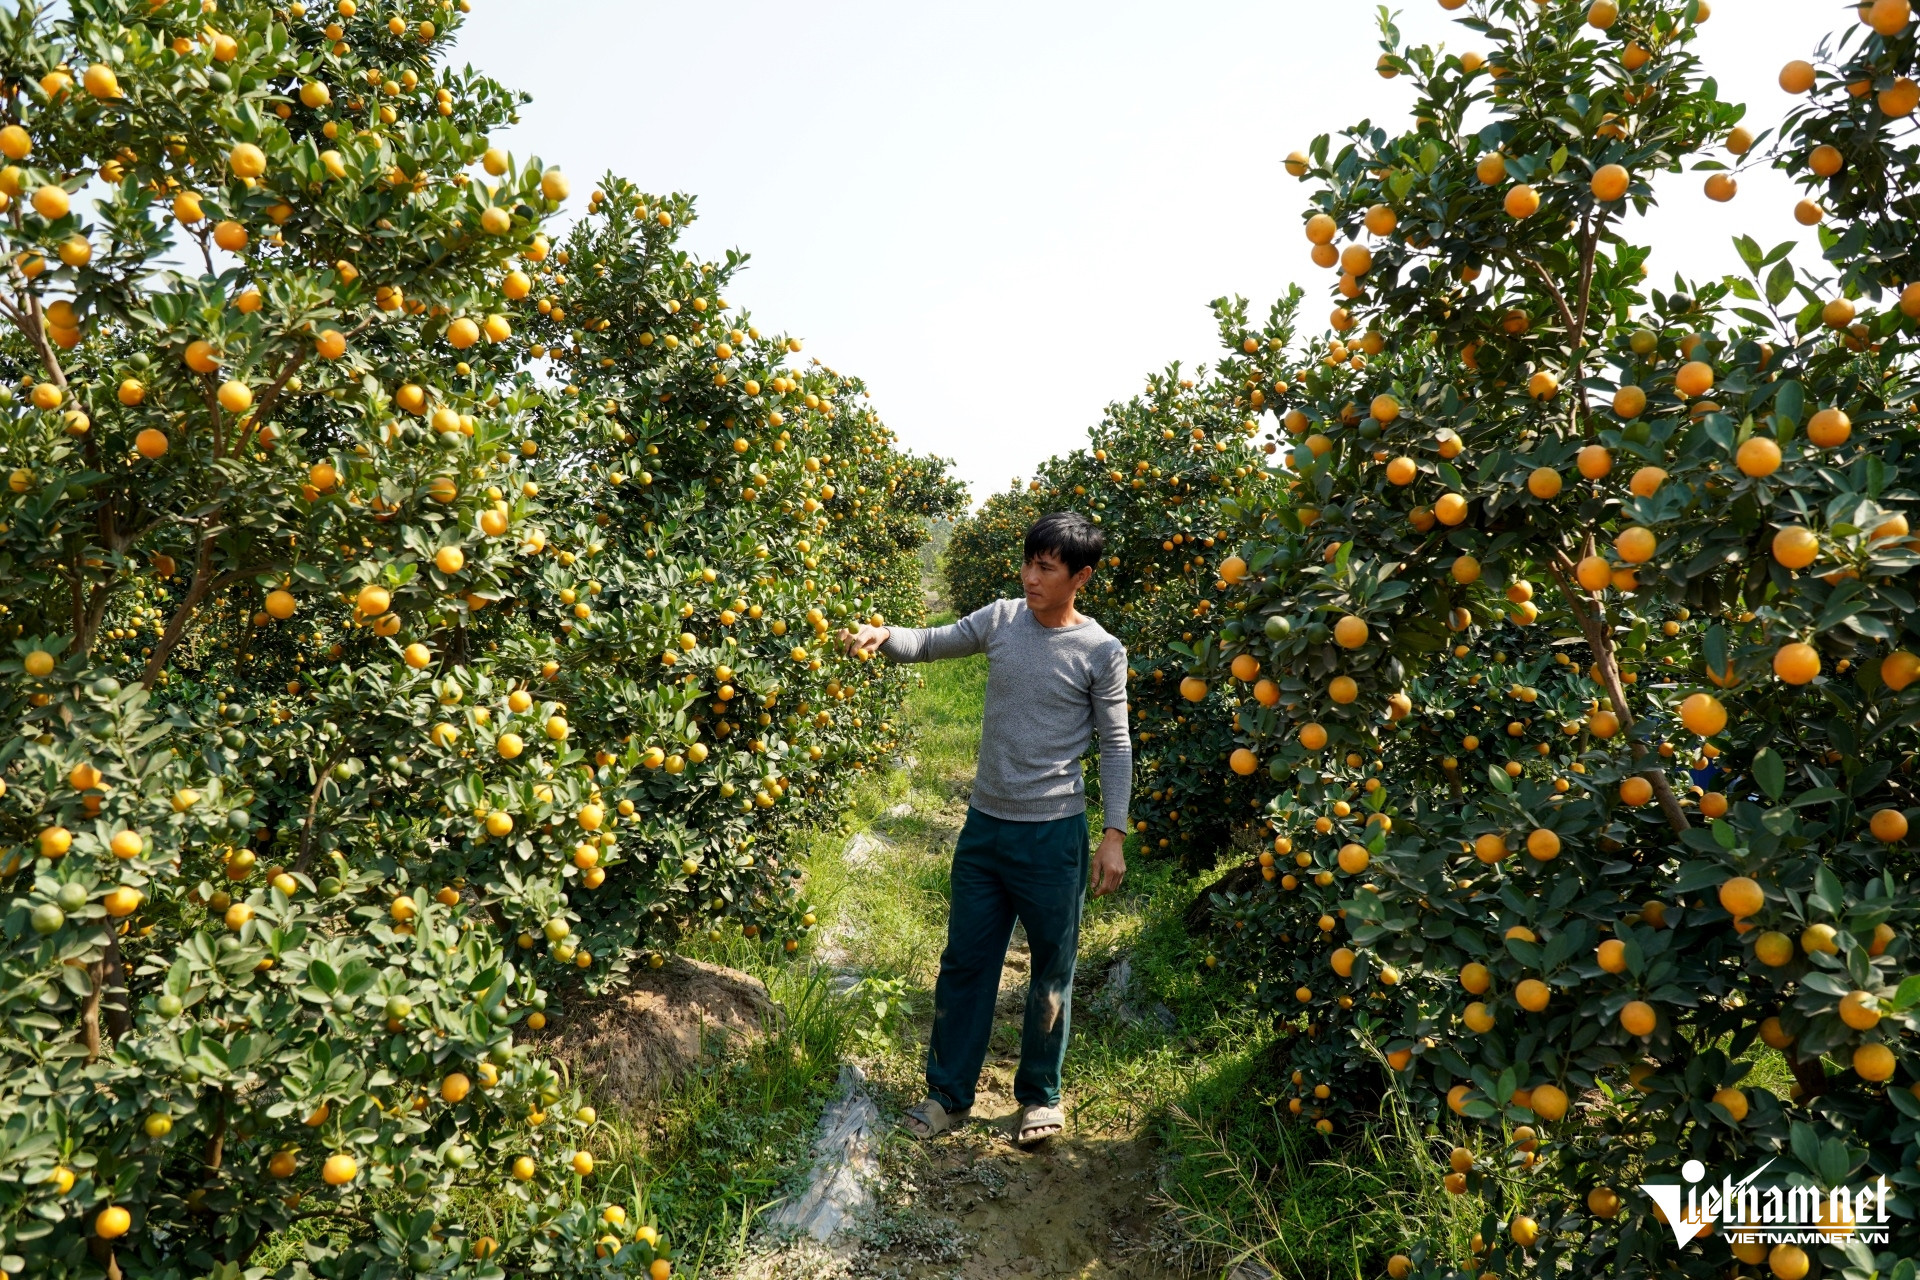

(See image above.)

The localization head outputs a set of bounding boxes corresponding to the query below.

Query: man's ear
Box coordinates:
[1071,564,1093,592]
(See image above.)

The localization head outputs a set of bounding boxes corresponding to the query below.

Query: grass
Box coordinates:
[1153,1039,1481,1280]
[1738,1038,1798,1100]
[1161,1103,1472,1280]
[794,652,984,979]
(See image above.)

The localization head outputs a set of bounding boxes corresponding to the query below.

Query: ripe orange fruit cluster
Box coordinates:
[0,4,965,1273]
[1145,2,1920,1276]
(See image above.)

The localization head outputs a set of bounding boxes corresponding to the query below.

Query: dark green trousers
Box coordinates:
[926,807,1089,1112]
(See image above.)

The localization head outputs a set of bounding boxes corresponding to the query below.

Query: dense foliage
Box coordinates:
[1180,1,1920,1278]
[0,2,957,1277]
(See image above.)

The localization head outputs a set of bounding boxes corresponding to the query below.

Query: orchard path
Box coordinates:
[731,652,1202,1280]
[862,793,1165,1280]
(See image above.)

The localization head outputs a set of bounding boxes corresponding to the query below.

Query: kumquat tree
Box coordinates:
[0,2,955,1277]
[1175,0,1920,1278]
[946,295,1291,868]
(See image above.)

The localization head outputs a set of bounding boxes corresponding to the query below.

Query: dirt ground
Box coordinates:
[737,920,1184,1280]
[886,928,1167,1280]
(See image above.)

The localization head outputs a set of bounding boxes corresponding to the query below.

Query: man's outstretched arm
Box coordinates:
[840,602,997,662]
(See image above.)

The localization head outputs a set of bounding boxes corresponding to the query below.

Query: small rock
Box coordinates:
[884,801,913,819]
[841,831,890,869]
[812,922,855,971]
[1090,954,1165,1028]
[1097,956,1132,1009]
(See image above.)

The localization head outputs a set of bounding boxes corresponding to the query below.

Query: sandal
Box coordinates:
[1015,1104,1064,1145]
[901,1097,971,1140]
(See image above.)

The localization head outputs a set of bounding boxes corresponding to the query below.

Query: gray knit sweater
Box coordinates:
[881,598,1131,834]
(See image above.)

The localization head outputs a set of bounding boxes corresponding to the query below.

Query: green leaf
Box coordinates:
[1789,1122,1821,1173]
[1766,259,1796,307]
[1677,860,1732,891]
[1816,579,1865,633]
[1815,1138,1854,1188]
[1702,624,1729,679]
[308,960,338,995]
[1753,747,1785,802]
[1811,865,1845,915]
[1772,379,1804,430]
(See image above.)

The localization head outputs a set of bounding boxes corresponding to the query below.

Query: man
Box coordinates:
[841,510,1131,1145]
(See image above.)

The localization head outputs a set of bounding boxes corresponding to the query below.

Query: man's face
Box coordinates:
[1021,550,1092,612]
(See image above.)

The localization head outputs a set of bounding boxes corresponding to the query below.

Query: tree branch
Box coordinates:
[1788,1051,1827,1102]
[1569,212,1607,440]
[141,532,218,688]
[18,291,70,391]
[102,929,131,1042]
[83,962,104,1062]
[67,556,85,645]
[247,345,312,430]
[1520,254,1580,340]
[295,746,350,875]
[71,573,118,661]
[1544,550,1690,834]
[203,1088,227,1172]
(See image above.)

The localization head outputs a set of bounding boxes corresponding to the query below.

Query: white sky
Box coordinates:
[452,1,1838,506]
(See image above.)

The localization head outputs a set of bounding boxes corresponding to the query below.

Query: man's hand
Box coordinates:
[1090,828,1127,898]
[839,624,891,657]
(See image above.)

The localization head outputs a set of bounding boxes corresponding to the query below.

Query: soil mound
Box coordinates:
[547,956,780,1106]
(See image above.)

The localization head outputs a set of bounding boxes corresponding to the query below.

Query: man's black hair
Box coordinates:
[1024,511,1105,576]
